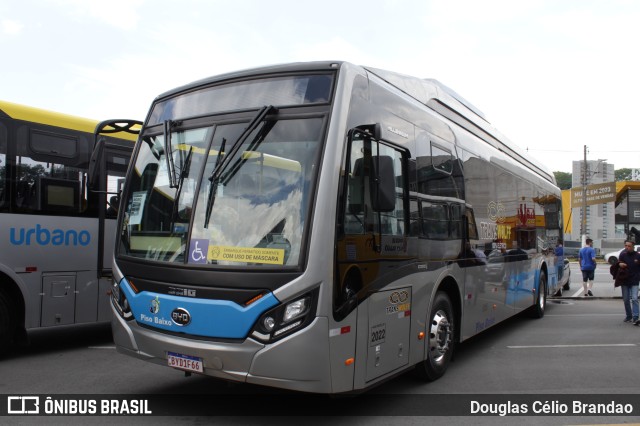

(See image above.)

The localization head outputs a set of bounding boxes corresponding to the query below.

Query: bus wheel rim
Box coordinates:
[429,310,451,364]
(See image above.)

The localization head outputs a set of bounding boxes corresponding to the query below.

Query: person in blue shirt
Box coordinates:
[578,238,597,297]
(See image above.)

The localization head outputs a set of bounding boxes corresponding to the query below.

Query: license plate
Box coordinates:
[167,351,203,373]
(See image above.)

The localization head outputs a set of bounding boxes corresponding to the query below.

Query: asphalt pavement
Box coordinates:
[558,260,622,299]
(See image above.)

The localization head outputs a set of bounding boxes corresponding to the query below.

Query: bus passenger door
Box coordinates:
[102,146,130,270]
[99,145,131,321]
[88,134,133,322]
[336,127,412,383]
[90,121,139,281]
[365,288,411,381]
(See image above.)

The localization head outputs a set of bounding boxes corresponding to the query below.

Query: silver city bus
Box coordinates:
[0,100,140,352]
[110,62,564,393]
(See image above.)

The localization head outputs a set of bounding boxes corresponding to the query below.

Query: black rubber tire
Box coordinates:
[415,292,455,381]
[530,273,547,319]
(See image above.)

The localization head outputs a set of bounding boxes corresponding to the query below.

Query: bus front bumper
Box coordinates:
[111,303,333,393]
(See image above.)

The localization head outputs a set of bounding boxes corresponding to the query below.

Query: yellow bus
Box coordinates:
[0,100,140,353]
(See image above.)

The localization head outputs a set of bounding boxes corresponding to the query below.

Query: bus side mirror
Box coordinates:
[88,137,105,191]
[371,155,395,212]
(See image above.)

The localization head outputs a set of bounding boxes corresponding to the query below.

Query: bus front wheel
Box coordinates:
[415,291,454,381]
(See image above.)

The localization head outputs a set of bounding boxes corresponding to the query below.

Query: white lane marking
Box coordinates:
[571,288,586,297]
[545,313,620,316]
[508,344,636,349]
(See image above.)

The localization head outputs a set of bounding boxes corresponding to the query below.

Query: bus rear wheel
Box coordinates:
[0,288,16,355]
[415,291,454,381]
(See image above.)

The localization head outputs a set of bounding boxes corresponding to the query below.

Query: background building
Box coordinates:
[562,162,640,255]
[569,159,616,246]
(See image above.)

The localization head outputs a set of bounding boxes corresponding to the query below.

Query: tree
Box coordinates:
[615,168,633,181]
[17,164,47,185]
[553,171,572,190]
[552,168,634,188]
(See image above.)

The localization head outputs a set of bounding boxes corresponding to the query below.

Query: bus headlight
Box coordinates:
[251,288,319,343]
[284,298,308,322]
[262,316,276,331]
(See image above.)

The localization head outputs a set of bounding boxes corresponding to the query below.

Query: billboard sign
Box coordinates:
[571,181,616,207]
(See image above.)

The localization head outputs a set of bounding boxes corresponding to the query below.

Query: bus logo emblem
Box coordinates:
[150,296,160,314]
[171,308,191,326]
[389,290,409,304]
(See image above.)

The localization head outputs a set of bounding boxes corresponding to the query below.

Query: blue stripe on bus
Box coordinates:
[119,277,279,339]
[505,270,537,305]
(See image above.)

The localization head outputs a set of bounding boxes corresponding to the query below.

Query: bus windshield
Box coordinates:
[119,116,324,268]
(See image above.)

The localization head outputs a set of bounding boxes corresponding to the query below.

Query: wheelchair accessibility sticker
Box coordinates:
[189,239,209,264]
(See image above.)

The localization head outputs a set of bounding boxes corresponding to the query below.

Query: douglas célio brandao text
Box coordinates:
[470,400,634,416]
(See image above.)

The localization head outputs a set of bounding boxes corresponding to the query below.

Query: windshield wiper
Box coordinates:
[209,105,275,184]
[204,105,276,228]
[213,137,228,181]
[164,120,179,188]
[170,145,194,224]
[203,138,226,229]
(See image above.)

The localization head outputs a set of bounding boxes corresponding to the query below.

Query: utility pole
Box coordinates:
[581,145,588,245]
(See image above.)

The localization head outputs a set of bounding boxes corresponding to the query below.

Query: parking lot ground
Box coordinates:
[555,261,622,299]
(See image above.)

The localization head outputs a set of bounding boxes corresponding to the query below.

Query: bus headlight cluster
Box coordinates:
[251,288,319,343]
[112,280,133,320]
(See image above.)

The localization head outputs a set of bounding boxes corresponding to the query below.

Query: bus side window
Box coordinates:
[409,198,420,236]
[344,139,366,235]
[450,203,464,239]
[421,201,448,239]
[16,181,34,210]
[37,177,81,213]
[373,145,406,236]
[105,149,131,218]
[106,196,119,217]
[15,159,85,215]
[416,140,463,200]
[15,126,88,216]
[343,134,407,236]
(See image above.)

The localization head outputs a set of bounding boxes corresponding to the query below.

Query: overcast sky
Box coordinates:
[1,0,639,173]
